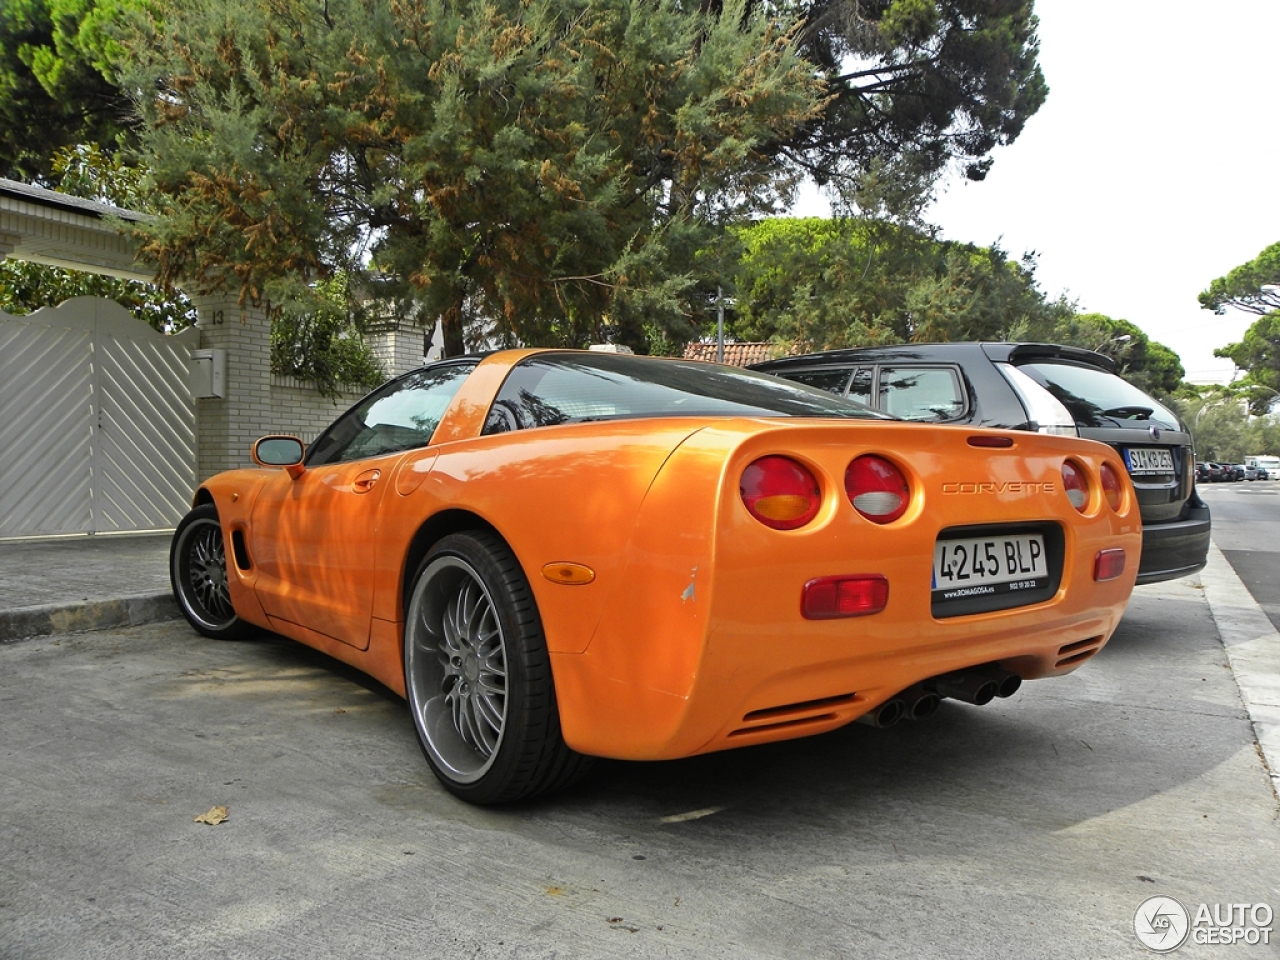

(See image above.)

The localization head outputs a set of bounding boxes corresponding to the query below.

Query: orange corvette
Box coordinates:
[171,349,1139,803]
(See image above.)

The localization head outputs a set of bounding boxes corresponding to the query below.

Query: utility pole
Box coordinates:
[716,286,724,364]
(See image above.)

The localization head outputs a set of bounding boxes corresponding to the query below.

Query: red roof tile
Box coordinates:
[682,341,781,367]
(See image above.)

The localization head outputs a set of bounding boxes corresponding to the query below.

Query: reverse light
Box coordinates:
[1094,548,1126,581]
[741,456,821,530]
[1061,460,1089,512]
[802,575,889,620]
[1099,462,1124,512]
[845,455,910,524]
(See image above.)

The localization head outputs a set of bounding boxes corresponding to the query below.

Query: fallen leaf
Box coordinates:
[659,805,726,824]
[193,805,229,825]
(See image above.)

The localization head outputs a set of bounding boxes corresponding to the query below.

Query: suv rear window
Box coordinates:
[1017,361,1180,430]
[878,366,966,421]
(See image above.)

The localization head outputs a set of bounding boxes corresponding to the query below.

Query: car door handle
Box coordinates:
[352,469,381,494]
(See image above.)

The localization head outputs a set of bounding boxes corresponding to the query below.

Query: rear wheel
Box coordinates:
[403,531,589,804]
[170,504,249,640]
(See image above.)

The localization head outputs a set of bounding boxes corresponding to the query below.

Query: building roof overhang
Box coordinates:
[0,178,153,283]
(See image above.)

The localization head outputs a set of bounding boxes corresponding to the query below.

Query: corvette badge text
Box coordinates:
[941,481,1055,495]
[1134,896,1273,951]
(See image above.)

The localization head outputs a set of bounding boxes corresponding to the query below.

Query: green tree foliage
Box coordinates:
[784,0,1048,216]
[270,274,384,397]
[1214,313,1280,415]
[1172,388,1280,462]
[0,258,193,330]
[0,0,141,181]
[729,216,1062,348]
[3,0,1048,223]
[1198,241,1280,316]
[1200,243,1280,415]
[118,0,825,356]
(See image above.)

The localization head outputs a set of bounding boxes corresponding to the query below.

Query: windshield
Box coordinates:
[485,353,889,433]
[1016,361,1181,430]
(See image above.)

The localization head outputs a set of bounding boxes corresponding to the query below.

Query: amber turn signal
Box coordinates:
[541,562,596,585]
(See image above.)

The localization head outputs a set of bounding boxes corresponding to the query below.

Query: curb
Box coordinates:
[0,594,181,645]
[1198,542,1280,803]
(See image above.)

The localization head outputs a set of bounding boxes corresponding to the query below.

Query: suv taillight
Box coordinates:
[995,363,1077,436]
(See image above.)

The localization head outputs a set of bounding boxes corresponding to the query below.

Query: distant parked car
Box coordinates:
[1201,462,1230,482]
[753,342,1211,584]
[1224,463,1246,482]
[1195,462,1220,483]
[1243,464,1261,481]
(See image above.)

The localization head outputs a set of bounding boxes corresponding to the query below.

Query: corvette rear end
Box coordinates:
[548,420,1140,760]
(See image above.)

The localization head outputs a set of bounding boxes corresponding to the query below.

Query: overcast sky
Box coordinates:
[795,0,1280,383]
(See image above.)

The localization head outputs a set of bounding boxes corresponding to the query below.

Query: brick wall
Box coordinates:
[268,376,365,444]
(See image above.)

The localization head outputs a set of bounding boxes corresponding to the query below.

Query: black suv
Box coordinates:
[753,342,1210,584]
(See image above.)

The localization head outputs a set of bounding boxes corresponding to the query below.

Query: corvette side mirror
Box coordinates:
[252,436,306,479]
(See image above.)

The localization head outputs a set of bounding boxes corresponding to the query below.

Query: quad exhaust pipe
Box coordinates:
[933,671,998,705]
[857,667,1020,727]
[856,696,906,728]
[931,666,1021,705]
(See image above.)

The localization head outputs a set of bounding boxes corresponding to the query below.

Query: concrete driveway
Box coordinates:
[2,569,1277,959]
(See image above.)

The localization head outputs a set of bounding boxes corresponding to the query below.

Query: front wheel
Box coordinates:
[403,531,589,804]
[170,504,250,640]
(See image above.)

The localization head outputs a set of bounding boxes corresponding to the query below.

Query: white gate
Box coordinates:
[0,297,197,538]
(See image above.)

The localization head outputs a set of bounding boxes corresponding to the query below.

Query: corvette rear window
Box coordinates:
[484,353,887,433]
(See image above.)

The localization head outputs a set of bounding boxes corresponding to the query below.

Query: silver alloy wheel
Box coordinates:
[175,513,236,631]
[405,554,509,784]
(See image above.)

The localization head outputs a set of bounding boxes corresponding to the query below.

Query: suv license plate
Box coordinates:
[932,533,1048,602]
[1124,447,1174,475]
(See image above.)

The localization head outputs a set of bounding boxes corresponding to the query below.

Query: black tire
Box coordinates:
[170,504,250,640]
[403,531,590,804]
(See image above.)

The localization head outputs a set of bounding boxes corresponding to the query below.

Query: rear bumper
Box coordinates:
[1136,501,1211,584]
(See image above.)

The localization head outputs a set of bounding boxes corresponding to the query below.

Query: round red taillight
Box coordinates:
[1062,460,1089,512]
[740,456,822,530]
[845,455,910,523]
[1100,462,1123,512]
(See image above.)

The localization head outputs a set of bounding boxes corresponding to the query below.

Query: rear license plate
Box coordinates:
[932,533,1048,603]
[1124,447,1174,475]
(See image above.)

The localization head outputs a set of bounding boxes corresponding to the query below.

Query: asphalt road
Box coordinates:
[2,572,1277,959]
[1199,480,1280,631]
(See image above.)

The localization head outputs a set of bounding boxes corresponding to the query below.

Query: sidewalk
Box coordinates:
[0,532,177,642]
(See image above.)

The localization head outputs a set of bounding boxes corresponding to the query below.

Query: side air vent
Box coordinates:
[728,693,859,738]
[231,530,252,571]
[1056,636,1103,667]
